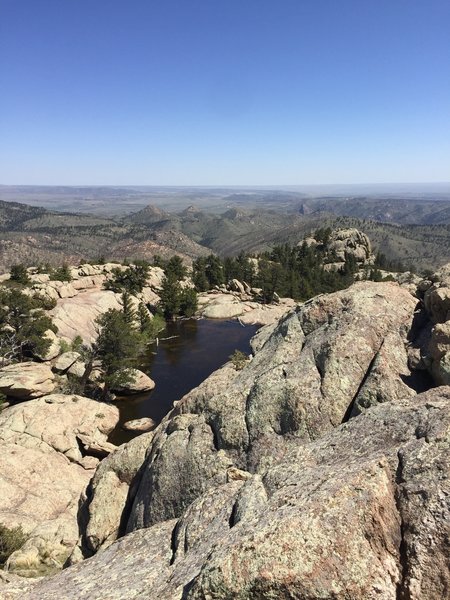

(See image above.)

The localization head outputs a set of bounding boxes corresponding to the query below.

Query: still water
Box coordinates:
[111,318,260,444]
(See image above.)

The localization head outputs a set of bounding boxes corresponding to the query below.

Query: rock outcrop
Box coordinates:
[326,227,373,263]
[3,276,450,600]
[28,264,165,344]
[413,264,450,386]
[0,362,56,399]
[0,394,119,576]
[198,290,295,324]
[127,282,416,531]
[72,432,154,558]
[12,388,449,600]
[301,227,374,272]
[59,280,420,579]
[49,290,123,343]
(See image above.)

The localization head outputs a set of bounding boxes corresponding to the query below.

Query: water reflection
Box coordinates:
[110,318,259,444]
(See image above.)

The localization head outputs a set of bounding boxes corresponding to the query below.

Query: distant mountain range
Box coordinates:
[2,190,450,272]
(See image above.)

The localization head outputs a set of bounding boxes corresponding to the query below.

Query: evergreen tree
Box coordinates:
[121,291,136,325]
[192,255,224,290]
[159,274,182,319]
[105,263,149,294]
[137,302,165,339]
[94,309,143,399]
[9,264,30,285]
[179,287,198,317]
[0,289,56,364]
[165,255,187,280]
[204,255,224,287]
[192,257,209,291]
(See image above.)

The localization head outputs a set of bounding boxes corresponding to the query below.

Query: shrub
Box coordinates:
[50,264,72,282]
[9,264,30,286]
[229,350,249,371]
[71,335,84,352]
[0,523,27,565]
[33,293,57,310]
[0,288,57,364]
[58,339,71,354]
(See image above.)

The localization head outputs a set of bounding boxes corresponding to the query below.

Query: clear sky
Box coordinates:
[1,0,449,185]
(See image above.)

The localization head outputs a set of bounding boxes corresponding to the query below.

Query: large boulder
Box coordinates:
[72,432,155,559]
[53,351,82,373]
[414,263,450,385]
[15,388,450,600]
[199,291,295,324]
[0,362,55,399]
[422,263,450,323]
[325,227,373,264]
[111,369,155,395]
[0,394,119,575]
[202,300,244,319]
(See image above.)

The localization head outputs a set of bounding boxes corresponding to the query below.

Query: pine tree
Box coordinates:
[9,264,30,285]
[121,291,136,325]
[159,274,182,319]
[94,309,142,399]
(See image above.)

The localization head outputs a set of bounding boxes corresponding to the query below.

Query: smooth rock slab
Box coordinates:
[50,288,122,343]
[0,362,55,399]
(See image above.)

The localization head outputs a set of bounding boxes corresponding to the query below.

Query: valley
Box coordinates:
[2,184,450,272]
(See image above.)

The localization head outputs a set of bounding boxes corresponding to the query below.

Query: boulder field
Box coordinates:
[1,275,450,599]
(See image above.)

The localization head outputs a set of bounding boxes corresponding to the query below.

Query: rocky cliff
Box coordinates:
[1,275,449,599]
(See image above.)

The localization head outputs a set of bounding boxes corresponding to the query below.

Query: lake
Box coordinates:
[110,318,260,444]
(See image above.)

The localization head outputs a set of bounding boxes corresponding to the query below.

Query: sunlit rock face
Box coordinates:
[0,394,119,577]
[4,278,450,600]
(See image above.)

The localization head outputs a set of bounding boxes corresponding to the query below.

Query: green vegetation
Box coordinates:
[229,349,249,371]
[58,339,71,354]
[192,255,226,290]
[137,302,165,338]
[0,523,27,565]
[120,291,137,325]
[2,193,450,274]
[104,262,150,294]
[159,275,198,320]
[32,293,57,311]
[9,264,30,285]
[0,289,57,365]
[69,300,165,400]
[49,263,72,282]
[192,241,360,302]
[94,309,143,398]
[71,335,84,352]
[164,255,187,280]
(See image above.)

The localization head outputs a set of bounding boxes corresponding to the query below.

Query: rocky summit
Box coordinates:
[1,274,450,599]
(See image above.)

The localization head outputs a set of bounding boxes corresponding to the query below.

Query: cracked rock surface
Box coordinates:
[127,282,417,530]
[15,388,450,600]
[3,279,449,599]
[0,394,118,576]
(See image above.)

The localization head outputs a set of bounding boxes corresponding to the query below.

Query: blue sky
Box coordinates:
[1,0,449,185]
